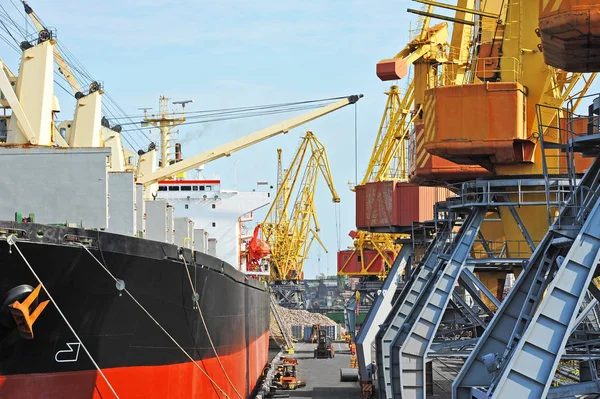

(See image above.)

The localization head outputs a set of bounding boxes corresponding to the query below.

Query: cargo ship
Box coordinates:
[0,2,360,398]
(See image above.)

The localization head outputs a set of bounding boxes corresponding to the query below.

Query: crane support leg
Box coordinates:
[389,207,487,399]
[376,215,457,399]
[489,204,600,397]
[357,245,413,386]
[454,155,600,399]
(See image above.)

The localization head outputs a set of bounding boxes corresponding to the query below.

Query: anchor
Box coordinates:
[9,284,49,339]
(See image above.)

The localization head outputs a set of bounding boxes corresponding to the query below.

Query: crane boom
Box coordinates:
[23,2,82,94]
[137,94,362,186]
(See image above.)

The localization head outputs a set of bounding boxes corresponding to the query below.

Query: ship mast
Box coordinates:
[141,97,191,176]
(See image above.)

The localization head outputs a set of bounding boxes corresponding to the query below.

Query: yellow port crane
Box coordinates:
[338,84,416,278]
[338,8,461,280]
[261,131,339,308]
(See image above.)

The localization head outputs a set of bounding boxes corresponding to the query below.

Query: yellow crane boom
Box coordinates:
[262,131,339,282]
[137,95,362,186]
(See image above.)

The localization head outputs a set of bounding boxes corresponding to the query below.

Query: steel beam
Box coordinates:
[460,268,501,309]
[491,201,600,398]
[412,0,499,19]
[506,203,536,252]
[407,8,476,26]
[357,245,412,383]
[454,156,600,398]
[390,208,486,399]
[546,381,600,398]
[376,217,456,399]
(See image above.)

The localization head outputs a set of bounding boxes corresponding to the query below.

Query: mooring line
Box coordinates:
[8,236,121,399]
[78,243,231,399]
[181,255,244,399]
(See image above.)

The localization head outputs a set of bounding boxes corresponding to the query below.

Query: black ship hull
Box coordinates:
[0,222,270,398]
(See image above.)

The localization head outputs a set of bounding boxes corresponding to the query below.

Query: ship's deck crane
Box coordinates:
[257,131,339,309]
[23,1,80,94]
[18,3,363,193]
[21,1,135,171]
[136,95,361,187]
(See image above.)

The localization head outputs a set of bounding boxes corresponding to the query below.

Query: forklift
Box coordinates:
[273,363,306,390]
[314,328,335,359]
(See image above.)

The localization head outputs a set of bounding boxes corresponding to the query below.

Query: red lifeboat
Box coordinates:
[538,0,600,72]
[247,225,270,269]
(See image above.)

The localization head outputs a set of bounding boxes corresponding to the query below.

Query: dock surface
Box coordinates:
[287,342,360,399]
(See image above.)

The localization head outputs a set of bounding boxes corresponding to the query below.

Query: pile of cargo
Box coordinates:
[273,305,337,341]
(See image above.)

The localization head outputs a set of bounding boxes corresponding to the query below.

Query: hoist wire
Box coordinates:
[108,95,349,121]
[119,103,328,133]
[103,91,153,144]
[19,1,152,147]
[0,2,146,152]
[0,15,18,45]
[354,102,358,186]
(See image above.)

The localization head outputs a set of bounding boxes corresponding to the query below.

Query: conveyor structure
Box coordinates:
[369,95,600,399]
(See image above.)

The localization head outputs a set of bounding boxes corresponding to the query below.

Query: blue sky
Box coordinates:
[0,0,417,278]
[3,1,598,278]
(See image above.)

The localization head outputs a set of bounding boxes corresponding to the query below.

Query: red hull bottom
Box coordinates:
[0,332,269,399]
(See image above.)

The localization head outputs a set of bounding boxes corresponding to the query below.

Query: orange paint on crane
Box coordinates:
[355,181,453,231]
[336,249,395,275]
[376,59,408,81]
[538,0,600,72]
[423,82,532,168]
[408,122,491,184]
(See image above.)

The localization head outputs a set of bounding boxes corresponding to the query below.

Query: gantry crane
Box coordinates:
[337,85,415,281]
[256,131,339,309]
[362,1,599,399]
[20,3,363,194]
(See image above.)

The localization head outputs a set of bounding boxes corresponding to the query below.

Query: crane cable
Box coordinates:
[7,236,121,399]
[354,102,358,186]
[180,255,244,399]
[77,243,231,399]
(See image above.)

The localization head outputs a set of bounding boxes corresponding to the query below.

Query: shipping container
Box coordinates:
[323,325,337,340]
[408,122,490,184]
[303,326,313,342]
[291,325,303,340]
[356,181,454,231]
[337,249,395,275]
[302,325,336,342]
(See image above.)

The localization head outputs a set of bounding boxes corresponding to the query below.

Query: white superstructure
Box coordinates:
[156,178,270,268]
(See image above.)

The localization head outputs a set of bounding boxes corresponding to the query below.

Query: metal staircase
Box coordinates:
[376,215,456,399]
[490,200,600,398]
[357,245,412,384]
[454,109,600,398]
[389,207,487,399]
